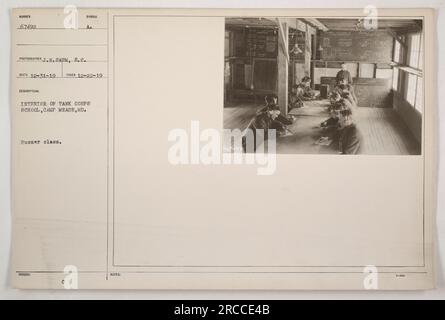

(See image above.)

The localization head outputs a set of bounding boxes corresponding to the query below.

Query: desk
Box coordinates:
[280,104,340,154]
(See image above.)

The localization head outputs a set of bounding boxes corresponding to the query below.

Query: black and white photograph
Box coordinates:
[224,17,424,155]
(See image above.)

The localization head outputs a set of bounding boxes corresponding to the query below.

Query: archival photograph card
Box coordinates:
[10,8,437,290]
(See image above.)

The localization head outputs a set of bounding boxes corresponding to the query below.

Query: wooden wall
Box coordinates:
[225,26,279,102]
[319,30,393,63]
[313,30,394,86]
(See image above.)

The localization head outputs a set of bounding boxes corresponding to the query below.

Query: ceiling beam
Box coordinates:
[395,26,423,34]
[317,19,421,32]
[303,18,329,32]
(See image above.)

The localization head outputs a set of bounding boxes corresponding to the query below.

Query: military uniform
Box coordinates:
[339,123,362,155]
[336,69,353,84]
[243,112,274,153]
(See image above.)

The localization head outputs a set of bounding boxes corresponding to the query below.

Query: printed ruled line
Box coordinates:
[15,270,429,275]
[16,43,107,46]
[106,10,110,281]
[16,60,108,63]
[17,27,108,30]
[16,76,108,79]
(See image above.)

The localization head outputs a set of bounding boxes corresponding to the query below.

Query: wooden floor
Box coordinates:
[223,103,264,132]
[224,101,421,155]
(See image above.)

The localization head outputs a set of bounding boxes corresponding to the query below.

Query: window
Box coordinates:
[225,31,230,58]
[409,33,422,69]
[418,35,424,70]
[393,40,401,63]
[395,32,423,113]
[359,63,375,78]
[376,68,393,79]
[344,62,358,78]
[406,73,417,106]
[392,67,399,91]
[415,77,423,113]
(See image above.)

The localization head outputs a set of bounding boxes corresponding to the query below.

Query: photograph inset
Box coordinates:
[224,17,423,155]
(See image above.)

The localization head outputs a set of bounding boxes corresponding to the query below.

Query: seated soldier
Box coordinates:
[336,79,358,105]
[340,92,356,110]
[288,84,304,110]
[337,108,362,155]
[258,95,295,129]
[319,101,349,144]
[328,91,343,112]
[243,104,282,153]
[329,91,342,106]
[321,104,341,129]
[257,95,279,114]
[296,76,318,101]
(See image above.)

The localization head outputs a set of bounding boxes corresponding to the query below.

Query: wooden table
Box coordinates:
[280,103,340,154]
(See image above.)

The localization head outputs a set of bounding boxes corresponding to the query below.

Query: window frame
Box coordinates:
[392,32,424,114]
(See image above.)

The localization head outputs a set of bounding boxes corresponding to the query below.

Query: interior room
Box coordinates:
[223,17,423,155]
